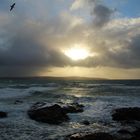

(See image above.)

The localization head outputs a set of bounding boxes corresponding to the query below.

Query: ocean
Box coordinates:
[0,78,140,140]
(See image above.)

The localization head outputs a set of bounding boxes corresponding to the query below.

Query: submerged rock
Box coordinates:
[66,132,114,140]
[81,120,90,125]
[112,107,140,122]
[28,104,69,124]
[0,111,7,118]
[63,103,84,113]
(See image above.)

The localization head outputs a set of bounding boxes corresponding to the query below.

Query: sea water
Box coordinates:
[0,78,140,140]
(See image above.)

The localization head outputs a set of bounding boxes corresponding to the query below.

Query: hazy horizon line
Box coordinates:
[0,76,140,80]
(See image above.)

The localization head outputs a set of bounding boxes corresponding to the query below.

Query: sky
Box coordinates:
[0,0,140,79]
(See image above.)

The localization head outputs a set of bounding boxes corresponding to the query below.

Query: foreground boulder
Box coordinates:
[66,132,114,140]
[28,104,69,124]
[112,107,140,122]
[0,111,7,118]
[28,102,84,124]
[133,128,140,137]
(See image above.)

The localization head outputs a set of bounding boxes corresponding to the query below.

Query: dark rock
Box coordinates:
[118,138,132,140]
[112,107,140,122]
[63,103,84,113]
[28,102,84,124]
[130,137,140,140]
[81,120,90,125]
[66,132,114,140]
[28,104,69,124]
[118,129,132,135]
[123,136,140,140]
[133,128,140,137]
[118,129,140,140]
[0,111,7,118]
[130,138,140,140]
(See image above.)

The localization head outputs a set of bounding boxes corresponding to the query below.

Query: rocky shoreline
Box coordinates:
[0,101,140,140]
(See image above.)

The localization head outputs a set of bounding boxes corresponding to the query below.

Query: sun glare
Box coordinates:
[64,44,89,61]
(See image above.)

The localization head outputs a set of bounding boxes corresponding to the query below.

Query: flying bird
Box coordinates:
[10,3,16,11]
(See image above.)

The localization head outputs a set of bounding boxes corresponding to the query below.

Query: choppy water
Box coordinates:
[0,78,140,140]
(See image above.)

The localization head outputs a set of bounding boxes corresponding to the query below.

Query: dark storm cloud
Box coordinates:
[76,0,114,27]
[0,26,71,67]
[92,4,113,27]
[0,66,42,77]
[0,17,71,76]
[107,34,140,68]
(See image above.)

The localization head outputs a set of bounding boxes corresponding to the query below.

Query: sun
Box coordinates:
[64,44,89,61]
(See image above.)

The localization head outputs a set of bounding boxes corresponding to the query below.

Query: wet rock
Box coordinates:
[122,135,140,140]
[118,129,132,135]
[133,128,140,137]
[63,103,84,113]
[28,104,69,124]
[66,132,114,140]
[28,102,84,124]
[112,107,140,122]
[81,120,90,125]
[130,137,140,140]
[130,138,140,140]
[0,111,7,118]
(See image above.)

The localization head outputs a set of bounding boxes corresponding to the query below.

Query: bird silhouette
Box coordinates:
[10,3,16,11]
